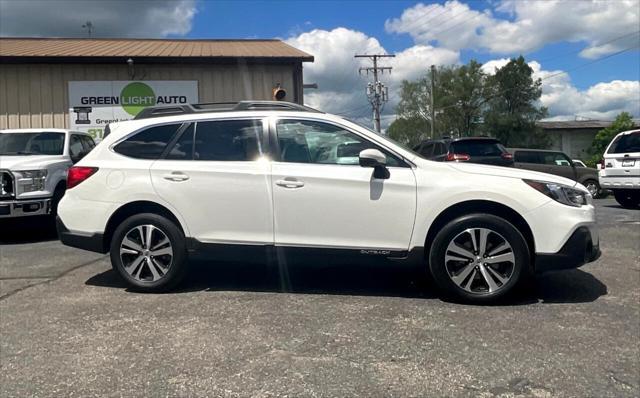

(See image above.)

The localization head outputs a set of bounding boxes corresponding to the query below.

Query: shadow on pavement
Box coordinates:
[0,216,58,244]
[85,259,607,305]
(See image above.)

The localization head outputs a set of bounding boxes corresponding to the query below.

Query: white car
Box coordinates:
[572,159,587,168]
[599,129,640,209]
[0,129,95,219]
[56,101,600,303]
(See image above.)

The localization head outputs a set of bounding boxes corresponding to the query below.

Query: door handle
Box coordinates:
[163,172,190,182]
[275,178,304,188]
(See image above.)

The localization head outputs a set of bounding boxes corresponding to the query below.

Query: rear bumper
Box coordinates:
[0,198,51,218]
[599,175,640,190]
[56,216,107,253]
[535,226,601,273]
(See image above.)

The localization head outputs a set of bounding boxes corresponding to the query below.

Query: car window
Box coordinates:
[514,151,541,163]
[194,119,262,161]
[608,132,640,154]
[418,143,434,157]
[165,124,195,160]
[435,143,447,155]
[114,124,182,160]
[542,152,572,166]
[0,132,65,155]
[69,135,84,159]
[451,140,504,156]
[276,119,402,166]
[80,135,95,151]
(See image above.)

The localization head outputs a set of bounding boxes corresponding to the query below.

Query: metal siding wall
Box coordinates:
[0,63,297,129]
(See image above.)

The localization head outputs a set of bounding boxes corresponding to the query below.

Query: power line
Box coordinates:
[355,53,395,133]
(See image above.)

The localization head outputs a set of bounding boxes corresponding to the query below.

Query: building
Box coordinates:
[0,38,313,139]
[539,120,640,160]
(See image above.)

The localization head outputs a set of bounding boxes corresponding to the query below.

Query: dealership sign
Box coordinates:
[68,81,198,140]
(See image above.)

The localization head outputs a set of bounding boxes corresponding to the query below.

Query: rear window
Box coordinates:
[114,124,182,159]
[450,140,505,156]
[608,132,640,154]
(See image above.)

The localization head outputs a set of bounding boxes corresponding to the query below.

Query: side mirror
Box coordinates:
[359,149,389,179]
[359,148,387,168]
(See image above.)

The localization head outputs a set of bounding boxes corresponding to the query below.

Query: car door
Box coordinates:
[149,118,273,245]
[540,151,577,180]
[270,118,417,251]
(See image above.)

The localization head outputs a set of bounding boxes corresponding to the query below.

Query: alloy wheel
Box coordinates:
[119,224,173,282]
[585,182,598,197]
[445,228,515,294]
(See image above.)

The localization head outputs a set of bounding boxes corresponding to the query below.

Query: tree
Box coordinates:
[586,112,635,167]
[394,61,487,141]
[483,56,549,148]
[387,116,430,147]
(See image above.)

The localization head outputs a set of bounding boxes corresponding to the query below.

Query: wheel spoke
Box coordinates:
[467,229,478,253]
[447,243,475,260]
[451,262,477,286]
[125,255,144,275]
[488,242,509,256]
[478,228,490,256]
[147,259,162,281]
[478,264,500,292]
[151,236,169,251]
[445,253,472,263]
[136,226,146,248]
[486,265,509,284]
[122,236,143,252]
[151,258,168,275]
[486,252,515,264]
[145,225,155,250]
[151,246,172,257]
[120,247,139,255]
[463,269,477,290]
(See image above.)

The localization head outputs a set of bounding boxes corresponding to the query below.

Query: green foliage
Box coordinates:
[585,112,635,167]
[483,56,549,148]
[387,116,430,147]
[393,56,551,148]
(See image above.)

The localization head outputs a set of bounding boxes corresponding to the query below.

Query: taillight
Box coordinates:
[501,152,513,160]
[599,159,606,169]
[67,166,98,189]
[446,153,471,161]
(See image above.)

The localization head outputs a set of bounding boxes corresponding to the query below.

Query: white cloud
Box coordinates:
[0,0,197,37]
[386,0,640,58]
[286,27,459,127]
[482,58,640,120]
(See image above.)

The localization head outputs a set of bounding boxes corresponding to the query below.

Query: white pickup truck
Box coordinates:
[0,129,95,219]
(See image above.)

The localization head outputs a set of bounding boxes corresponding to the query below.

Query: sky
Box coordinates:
[1,0,639,129]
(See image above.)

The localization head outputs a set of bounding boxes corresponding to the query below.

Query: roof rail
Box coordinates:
[134,100,322,120]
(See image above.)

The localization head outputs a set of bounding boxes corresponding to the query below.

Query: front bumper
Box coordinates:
[535,226,601,273]
[0,198,51,218]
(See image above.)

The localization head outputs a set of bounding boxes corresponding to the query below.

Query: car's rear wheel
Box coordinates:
[429,214,530,303]
[613,189,640,209]
[583,179,602,199]
[110,213,187,292]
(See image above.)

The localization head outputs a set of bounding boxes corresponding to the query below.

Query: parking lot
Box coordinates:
[0,198,638,397]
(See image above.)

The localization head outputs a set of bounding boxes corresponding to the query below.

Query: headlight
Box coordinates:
[524,179,588,207]
[16,169,47,193]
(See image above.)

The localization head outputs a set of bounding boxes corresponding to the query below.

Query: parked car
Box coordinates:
[56,101,599,303]
[598,129,640,209]
[509,148,603,198]
[0,129,95,219]
[413,137,514,167]
[573,159,587,168]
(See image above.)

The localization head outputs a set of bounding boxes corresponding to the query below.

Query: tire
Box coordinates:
[613,189,640,209]
[50,185,65,218]
[428,213,531,304]
[110,213,188,292]
[583,179,602,199]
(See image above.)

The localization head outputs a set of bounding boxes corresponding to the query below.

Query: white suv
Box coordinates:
[599,129,640,209]
[57,101,600,303]
[1,129,95,219]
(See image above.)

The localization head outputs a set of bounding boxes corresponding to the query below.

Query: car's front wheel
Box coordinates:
[613,189,640,209]
[110,213,188,292]
[583,179,602,199]
[429,214,531,303]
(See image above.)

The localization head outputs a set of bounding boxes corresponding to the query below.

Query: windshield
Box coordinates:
[0,132,65,155]
[608,132,640,154]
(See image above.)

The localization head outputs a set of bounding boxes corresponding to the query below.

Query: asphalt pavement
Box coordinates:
[1,199,638,397]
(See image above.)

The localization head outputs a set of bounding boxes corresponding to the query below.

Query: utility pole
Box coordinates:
[355,54,394,133]
[430,64,436,138]
[82,21,93,37]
